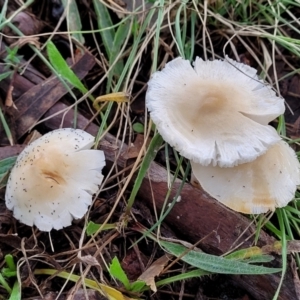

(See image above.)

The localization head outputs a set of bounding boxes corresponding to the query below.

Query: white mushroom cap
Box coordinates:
[5,128,105,231]
[146,56,285,167]
[191,140,300,214]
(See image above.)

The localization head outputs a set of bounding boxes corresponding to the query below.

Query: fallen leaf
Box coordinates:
[79,255,100,267]
[138,255,170,292]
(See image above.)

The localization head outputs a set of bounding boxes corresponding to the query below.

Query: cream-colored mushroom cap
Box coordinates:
[191,140,300,214]
[146,56,285,167]
[5,128,105,231]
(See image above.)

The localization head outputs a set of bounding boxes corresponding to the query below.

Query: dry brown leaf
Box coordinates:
[79,255,100,267]
[138,254,170,292]
[5,84,16,108]
[23,130,42,145]
[125,134,148,159]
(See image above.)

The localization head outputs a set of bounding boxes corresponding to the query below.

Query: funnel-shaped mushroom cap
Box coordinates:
[5,128,105,231]
[146,57,285,167]
[191,140,300,214]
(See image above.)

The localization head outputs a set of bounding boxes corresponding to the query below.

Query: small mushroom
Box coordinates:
[5,128,105,231]
[146,56,284,167]
[191,140,300,214]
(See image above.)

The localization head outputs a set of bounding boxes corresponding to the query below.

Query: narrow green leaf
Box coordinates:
[0,71,12,81]
[129,280,146,292]
[155,269,209,289]
[1,269,17,278]
[161,241,281,275]
[5,255,16,272]
[0,0,8,24]
[126,133,164,213]
[86,221,116,236]
[0,156,17,178]
[243,255,275,264]
[109,257,130,290]
[106,19,130,92]
[132,122,144,133]
[8,280,21,300]
[0,107,13,145]
[46,41,88,94]
[61,0,85,44]
[0,273,11,294]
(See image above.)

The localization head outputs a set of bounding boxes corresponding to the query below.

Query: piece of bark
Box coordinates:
[13,51,95,139]
[0,41,45,86]
[0,145,25,160]
[0,65,36,99]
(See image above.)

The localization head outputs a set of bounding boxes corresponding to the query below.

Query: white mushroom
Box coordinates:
[146,56,285,167]
[5,128,105,231]
[191,140,300,214]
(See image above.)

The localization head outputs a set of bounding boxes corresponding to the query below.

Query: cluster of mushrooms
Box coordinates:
[4,56,300,232]
[146,56,300,214]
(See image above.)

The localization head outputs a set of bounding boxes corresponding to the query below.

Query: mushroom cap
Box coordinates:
[146,56,285,167]
[191,140,300,214]
[5,128,105,231]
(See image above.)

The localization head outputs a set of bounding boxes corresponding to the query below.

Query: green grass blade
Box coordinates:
[106,19,130,92]
[109,257,130,290]
[4,255,16,272]
[61,0,85,44]
[126,133,164,213]
[129,281,146,292]
[243,255,275,264]
[272,209,288,299]
[0,273,11,294]
[92,0,114,57]
[160,241,281,275]
[0,156,17,188]
[86,221,117,236]
[8,281,20,300]
[0,71,12,81]
[46,41,88,95]
[155,269,210,289]
[0,106,13,145]
[0,0,8,24]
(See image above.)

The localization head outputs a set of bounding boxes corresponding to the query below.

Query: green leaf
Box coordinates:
[106,19,130,92]
[156,269,209,288]
[61,0,85,44]
[0,71,12,81]
[132,122,144,133]
[92,0,114,58]
[126,133,163,212]
[129,280,146,292]
[86,221,117,236]
[161,241,282,275]
[109,257,130,290]
[0,273,11,294]
[0,156,17,178]
[46,41,88,95]
[243,255,275,264]
[8,281,21,300]
[5,255,16,272]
